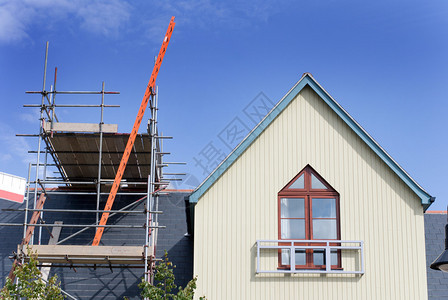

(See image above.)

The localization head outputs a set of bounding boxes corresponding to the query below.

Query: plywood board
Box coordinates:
[21,245,149,265]
[45,133,151,180]
[40,221,63,281]
[43,121,118,133]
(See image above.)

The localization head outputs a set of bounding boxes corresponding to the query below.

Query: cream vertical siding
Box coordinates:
[193,86,428,300]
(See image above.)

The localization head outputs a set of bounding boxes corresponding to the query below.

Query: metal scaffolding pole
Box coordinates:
[27,180,148,185]
[4,208,161,214]
[50,68,58,134]
[3,38,177,297]
[56,195,147,245]
[145,87,158,284]
[22,163,32,241]
[39,83,54,244]
[0,223,165,229]
[32,41,49,245]
[97,82,105,225]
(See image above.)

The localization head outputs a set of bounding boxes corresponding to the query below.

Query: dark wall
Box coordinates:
[0,191,193,299]
[425,213,448,300]
[0,199,23,287]
[156,192,193,288]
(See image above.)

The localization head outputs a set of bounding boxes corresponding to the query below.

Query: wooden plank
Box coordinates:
[46,133,151,180]
[24,245,145,257]
[33,258,144,265]
[43,121,118,133]
[101,136,114,179]
[40,221,63,281]
[21,245,148,265]
[76,134,94,178]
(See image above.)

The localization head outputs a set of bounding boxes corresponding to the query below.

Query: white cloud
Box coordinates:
[0,122,54,182]
[0,0,131,44]
[138,0,285,41]
[77,0,131,37]
[157,0,280,23]
[0,1,31,43]
[0,153,12,161]
[0,0,286,45]
[19,108,40,123]
[0,122,33,167]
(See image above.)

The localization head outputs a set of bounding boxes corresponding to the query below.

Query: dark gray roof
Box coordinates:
[425,212,448,300]
[0,190,193,299]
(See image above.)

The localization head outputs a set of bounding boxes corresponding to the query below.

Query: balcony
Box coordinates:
[256,239,364,275]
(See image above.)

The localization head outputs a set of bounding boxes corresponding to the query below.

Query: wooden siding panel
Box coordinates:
[193,85,427,300]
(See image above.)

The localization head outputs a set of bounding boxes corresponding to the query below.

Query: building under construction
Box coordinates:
[2,17,448,300]
[0,18,193,299]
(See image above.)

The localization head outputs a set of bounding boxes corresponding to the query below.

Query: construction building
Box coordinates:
[0,18,194,299]
[0,24,447,300]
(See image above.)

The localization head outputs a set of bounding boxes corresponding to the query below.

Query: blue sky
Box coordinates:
[0,0,447,210]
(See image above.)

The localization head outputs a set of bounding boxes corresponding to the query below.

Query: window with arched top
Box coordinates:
[278,165,341,269]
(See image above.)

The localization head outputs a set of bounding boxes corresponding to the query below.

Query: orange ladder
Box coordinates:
[92,17,175,246]
[8,193,47,281]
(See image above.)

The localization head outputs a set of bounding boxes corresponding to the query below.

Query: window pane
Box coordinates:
[281,249,306,265]
[313,250,325,265]
[313,250,338,266]
[331,250,338,265]
[289,174,304,189]
[312,198,336,218]
[311,174,327,189]
[295,249,306,265]
[281,249,290,265]
[280,198,304,218]
[281,219,305,239]
[312,219,337,239]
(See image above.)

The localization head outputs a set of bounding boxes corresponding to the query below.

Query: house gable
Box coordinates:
[192,76,429,299]
[189,73,433,210]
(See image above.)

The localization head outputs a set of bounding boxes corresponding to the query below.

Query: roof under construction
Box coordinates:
[46,132,152,182]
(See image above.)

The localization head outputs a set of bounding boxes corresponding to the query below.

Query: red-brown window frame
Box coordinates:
[277,165,342,270]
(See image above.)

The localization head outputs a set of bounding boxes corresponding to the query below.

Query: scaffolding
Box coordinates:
[1,40,182,297]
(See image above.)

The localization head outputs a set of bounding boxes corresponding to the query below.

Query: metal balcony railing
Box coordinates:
[256,239,364,274]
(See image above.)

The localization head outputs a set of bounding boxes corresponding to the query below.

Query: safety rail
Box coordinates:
[256,239,364,274]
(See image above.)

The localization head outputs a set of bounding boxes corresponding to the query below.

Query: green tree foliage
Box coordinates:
[0,249,64,299]
[139,252,204,300]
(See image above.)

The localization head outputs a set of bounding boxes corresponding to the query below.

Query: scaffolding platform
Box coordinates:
[20,245,150,266]
[44,131,152,181]
[42,121,118,134]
